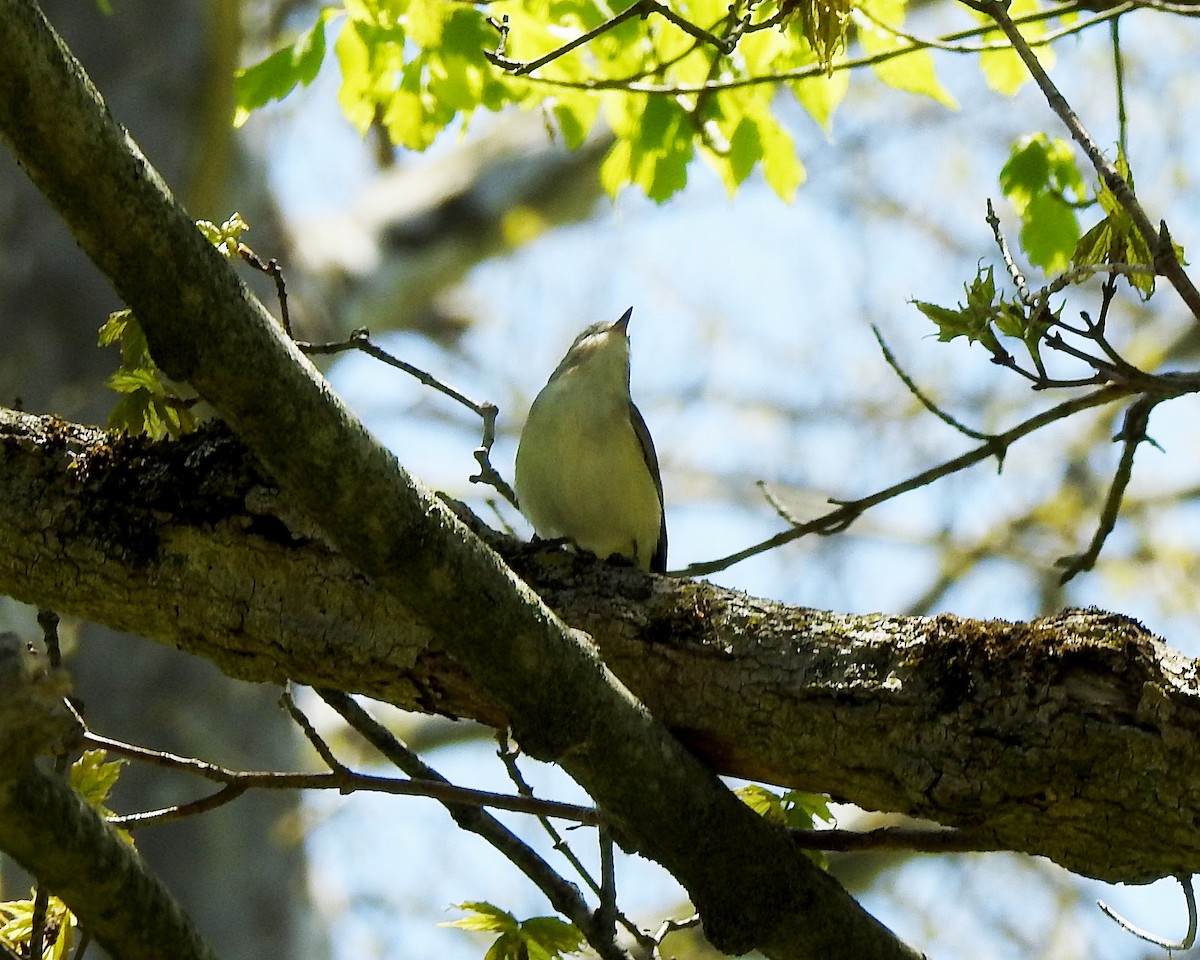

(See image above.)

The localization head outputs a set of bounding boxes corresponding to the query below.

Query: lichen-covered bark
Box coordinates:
[3,409,1200,887]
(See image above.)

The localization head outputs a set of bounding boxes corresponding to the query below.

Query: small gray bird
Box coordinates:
[514,307,667,572]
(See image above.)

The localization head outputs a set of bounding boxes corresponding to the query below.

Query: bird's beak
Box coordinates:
[615,306,634,335]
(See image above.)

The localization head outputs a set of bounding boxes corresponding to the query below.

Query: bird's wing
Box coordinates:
[629,400,668,573]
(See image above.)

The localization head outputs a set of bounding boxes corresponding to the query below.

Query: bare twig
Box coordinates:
[81,730,599,827]
[280,682,348,774]
[496,734,603,896]
[872,325,992,441]
[316,690,635,960]
[1098,873,1197,950]
[757,480,804,525]
[298,328,517,506]
[986,199,1031,303]
[238,244,291,337]
[788,824,1003,853]
[682,384,1135,576]
[1056,395,1157,582]
[109,784,250,828]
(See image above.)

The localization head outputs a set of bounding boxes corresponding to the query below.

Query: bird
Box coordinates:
[514,307,667,572]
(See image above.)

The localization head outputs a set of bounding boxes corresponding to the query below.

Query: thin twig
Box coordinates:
[787,824,1004,853]
[488,0,736,76]
[316,690,635,960]
[280,682,349,774]
[519,1,1131,93]
[238,244,291,337]
[681,384,1134,576]
[757,480,803,525]
[872,325,992,441]
[82,730,599,826]
[597,828,618,943]
[496,734,603,897]
[1111,15,1127,161]
[485,1,645,74]
[1098,873,1197,950]
[298,328,518,506]
[973,0,1200,322]
[1056,395,1157,582]
[986,199,1031,303]
[109,784,251,828]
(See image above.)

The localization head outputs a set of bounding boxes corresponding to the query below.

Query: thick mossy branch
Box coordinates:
[2,409,1199,885]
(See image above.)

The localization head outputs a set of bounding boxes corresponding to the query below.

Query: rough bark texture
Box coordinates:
[0,5,921,959]
[2,409,1199,887]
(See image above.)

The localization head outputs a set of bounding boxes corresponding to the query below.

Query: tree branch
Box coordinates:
[0,635,221,960]
[0,4,916,958]
[2,411,1200,885]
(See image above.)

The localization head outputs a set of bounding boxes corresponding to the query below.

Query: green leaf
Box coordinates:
[234,8,337,127]
[601,94,695,202]
[759,113,804,202]
[443,905,582,960]
[519,917,584,956]
[442,902,519,935]
[98,309,131,347]
[70,749,127,811]
[105,367,164,395]
[0,894,76,960]
[548,94,601,149]
[1069,150,1178,299]
[915,265,1007,355]
[736,783,788,823]
[727,116,763,191]
[1000,135,1052,212]
[792,71,849,132]
[856,0,957,108]
[780,790,836,828]
[1019,191,1079,274]
[1000,135,1084,272]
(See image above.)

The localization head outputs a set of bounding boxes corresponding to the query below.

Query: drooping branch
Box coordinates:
[2,410,1200,885]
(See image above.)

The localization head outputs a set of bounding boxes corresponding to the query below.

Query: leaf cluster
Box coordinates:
[915,263,1056,369]
[230,0,980,203]
[919,144,1185,371]
[736,784,835,866]
[442,902,585,960]
[98,310,199,440]
[98,214,253,439]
